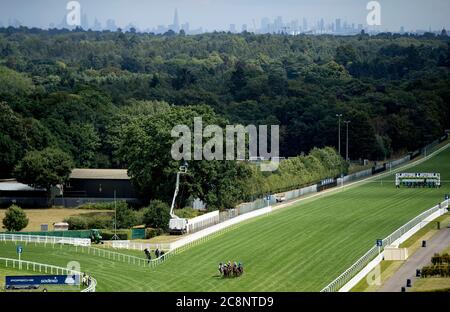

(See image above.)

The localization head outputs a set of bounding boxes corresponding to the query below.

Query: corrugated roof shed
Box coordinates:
[69,169,130,180]
[0,181,45,191]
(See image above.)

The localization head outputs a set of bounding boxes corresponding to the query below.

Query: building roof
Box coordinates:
[70,169,130,180]
[0,181,45,192]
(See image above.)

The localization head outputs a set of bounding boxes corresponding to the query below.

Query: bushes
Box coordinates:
[421,253,450,278]
[145,228,164,239]
[116,201,140,229]
[245,147,347,198]
[67,202,144,231]
[2,205,29,232]
[421,265,450,278]
[173,208,203,219]
[65,212,112,230]
[431,253,450,265]
[65,216,88,230]
[142,200,171,230]
[100,230,130,240]
[77,202,117,210]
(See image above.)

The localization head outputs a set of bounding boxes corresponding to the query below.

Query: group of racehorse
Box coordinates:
[218,261,244,278]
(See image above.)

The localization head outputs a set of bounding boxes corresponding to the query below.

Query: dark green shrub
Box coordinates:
[2,205,29,232]
[86,216,112,229]
[100,230,129,240]
[65,216,88,230]
[145,228,164,239]
[142,200,170,230]
[77,202,117,210]
[115,201,140,229]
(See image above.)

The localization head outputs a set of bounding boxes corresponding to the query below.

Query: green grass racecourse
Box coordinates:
[1,145,450,292]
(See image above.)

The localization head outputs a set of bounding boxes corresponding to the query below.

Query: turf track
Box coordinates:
[0,145,449,291]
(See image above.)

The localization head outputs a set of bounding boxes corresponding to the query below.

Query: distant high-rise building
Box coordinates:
[8,18,22,28]
[261,17,270,33]
[93,18,102,31]
[81,13,89,30]
[319,18,325,33]
[229,24,236,33]
[106,19,118,31]
[125,23,137,32]
[156,25,166,34]
[400,26,405,33]
[170,8,180,32]
[302,18,308,32]
[274,16,283,33]
[242,24,248,32]
[335,18,342,33]
[181,22,190,34]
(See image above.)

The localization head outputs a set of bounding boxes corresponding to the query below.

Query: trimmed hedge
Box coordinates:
[100,230,130,240]
[421,253,450,278]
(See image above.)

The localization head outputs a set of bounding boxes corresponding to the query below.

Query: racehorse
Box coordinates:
[233,265,244,277]
[219,263,243,278]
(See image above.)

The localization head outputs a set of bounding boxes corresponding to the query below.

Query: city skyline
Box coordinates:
[0,0,449,35]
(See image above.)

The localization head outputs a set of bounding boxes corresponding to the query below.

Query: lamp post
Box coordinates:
[336,114,343,156]
[344,121,351,162]
[112,189,119,240]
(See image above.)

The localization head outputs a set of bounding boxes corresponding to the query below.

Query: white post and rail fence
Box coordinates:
[320,198,449,292]
[0,257,97,292]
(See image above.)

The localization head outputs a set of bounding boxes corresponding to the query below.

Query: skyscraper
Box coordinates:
[319,18,325,33]
[261,17,270,33]
[274,16,283,33]
[302,18,308,32]
[172,8,180,33]
[335,18,342,33]
[181,22,190,34]
[81,13,89,30]
[106,19,118,31]
[93,18,102,31]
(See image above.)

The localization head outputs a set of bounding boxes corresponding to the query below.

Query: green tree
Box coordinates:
[2,205,29,232]
[115,201,138,229]
[13,147,74,190]
[142,200,171,229]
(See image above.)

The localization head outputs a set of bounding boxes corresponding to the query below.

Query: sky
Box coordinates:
[0,0,449,32]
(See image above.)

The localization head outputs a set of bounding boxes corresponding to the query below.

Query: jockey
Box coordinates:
[218,263,223,274]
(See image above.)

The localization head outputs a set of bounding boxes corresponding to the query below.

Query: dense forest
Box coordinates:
[1,27,450,207]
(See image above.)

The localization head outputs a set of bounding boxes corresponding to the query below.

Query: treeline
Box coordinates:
[0,28,450,207]
[117,104,347,209]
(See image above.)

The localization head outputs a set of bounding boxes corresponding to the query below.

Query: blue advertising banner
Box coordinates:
[6,275,80,286]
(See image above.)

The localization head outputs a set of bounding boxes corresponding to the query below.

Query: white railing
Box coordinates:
[187,210,220,234]
[105,240,171,251]
[71,245,151,267]
[0,234,91,246]
[320,199,449,292]
[146,207,273,268]
[0,257,96,292]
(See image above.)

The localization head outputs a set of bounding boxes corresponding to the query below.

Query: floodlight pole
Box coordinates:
[336,114,343,156]
[112,189,119,240]
[344,121,350,162]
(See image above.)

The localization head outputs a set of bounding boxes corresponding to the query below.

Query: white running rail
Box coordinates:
[321,199,449,292]
[0,257,96,292]
[105,240,171,251]
[0,234,91,246]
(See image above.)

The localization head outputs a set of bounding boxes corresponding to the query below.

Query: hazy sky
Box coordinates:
[0,0,449,31]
